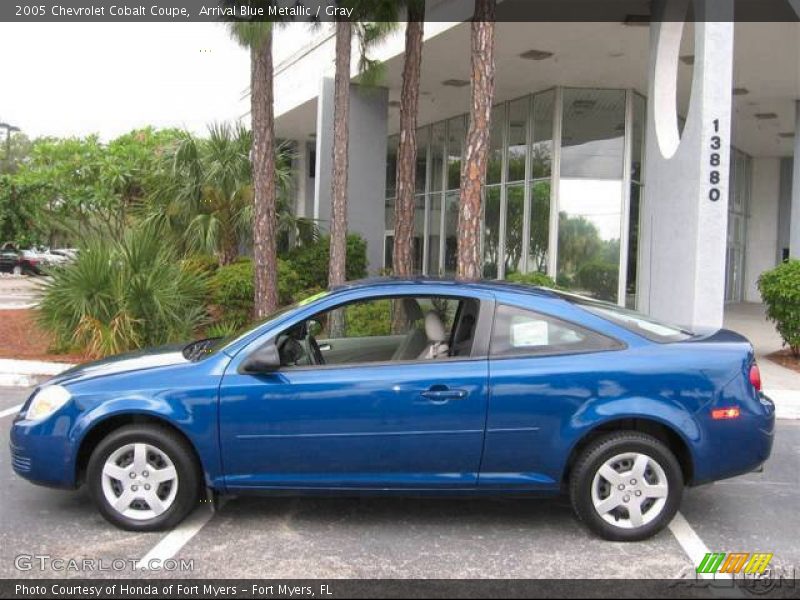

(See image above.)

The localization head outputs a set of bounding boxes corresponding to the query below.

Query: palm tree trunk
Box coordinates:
[456,0,496,281]
[392,3,425,278]
[251,29,279,317]
[328,20,352,289]
[219,229,239,267]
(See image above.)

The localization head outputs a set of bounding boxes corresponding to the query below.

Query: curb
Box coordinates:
[0,358,74,388]
[764,389,800,421]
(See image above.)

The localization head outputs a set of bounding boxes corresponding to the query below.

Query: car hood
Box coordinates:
[50,344,189,385]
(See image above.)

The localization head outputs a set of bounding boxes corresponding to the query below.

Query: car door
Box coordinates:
[479,302,625,490]
[218,290,493,490]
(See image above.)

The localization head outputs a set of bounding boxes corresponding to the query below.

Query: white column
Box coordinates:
[789,101,800,259]
[313,78,388,274]
[638,0,734,329]
[745,158,781,302]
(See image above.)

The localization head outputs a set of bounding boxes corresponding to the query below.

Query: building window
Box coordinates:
[725,148,751,303]
[528,90,554,276]
[383,86,643,305]
[483,185,502,278]
[626,92,646,309]
[556,88,626,303]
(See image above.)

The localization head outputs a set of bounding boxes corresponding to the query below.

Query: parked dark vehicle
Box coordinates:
[0,248,42,275]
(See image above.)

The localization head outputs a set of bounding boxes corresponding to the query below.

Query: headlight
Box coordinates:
[26,385,72,421]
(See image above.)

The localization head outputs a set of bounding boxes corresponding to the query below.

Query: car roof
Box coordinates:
[329,276,560,299]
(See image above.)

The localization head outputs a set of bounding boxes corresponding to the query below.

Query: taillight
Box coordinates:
[711,407,741,420]
[749,363,762,392]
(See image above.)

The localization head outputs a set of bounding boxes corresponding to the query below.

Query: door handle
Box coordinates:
[421,388,469,402]
[318,344,331,352]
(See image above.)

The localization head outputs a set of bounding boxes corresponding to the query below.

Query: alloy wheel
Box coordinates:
[101,443,179,521]
[590,452,669,529]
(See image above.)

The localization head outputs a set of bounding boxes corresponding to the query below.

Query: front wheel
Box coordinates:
[87,425,201,531]
[569,432,683,541]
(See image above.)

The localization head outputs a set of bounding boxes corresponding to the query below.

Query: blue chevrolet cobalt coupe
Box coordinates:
[10,279,775,540]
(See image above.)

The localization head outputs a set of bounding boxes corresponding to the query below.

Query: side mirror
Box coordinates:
[239,342,281,374]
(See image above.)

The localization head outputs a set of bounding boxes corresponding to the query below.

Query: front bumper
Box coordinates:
[9,412,79,489]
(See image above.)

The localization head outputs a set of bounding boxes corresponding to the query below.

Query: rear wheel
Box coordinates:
[569,432,683,541]
[87,424,200,531]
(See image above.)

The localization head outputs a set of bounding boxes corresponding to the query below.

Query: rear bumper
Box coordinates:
[691,394,775,485]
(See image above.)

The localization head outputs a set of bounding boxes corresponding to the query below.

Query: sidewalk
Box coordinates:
[0,358,74,387]
[724,302,800,420]
[0,275,44,310]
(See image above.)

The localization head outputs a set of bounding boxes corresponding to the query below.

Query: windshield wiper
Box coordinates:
[182,337,222,362]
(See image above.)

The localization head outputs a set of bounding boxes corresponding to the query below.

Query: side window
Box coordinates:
[276,295,471,368]
[490,304,621,358]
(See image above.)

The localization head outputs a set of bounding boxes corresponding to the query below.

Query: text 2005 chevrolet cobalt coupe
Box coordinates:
[10,279,774,540]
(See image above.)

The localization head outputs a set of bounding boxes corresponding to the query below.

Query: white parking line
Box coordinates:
[669,511,733,582]
[0,404,22,419]
[136,503,219,570]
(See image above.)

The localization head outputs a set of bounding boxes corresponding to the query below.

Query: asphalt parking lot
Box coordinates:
[1,386,798,581]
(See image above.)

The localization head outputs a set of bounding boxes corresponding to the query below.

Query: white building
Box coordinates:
[272,1,800,330]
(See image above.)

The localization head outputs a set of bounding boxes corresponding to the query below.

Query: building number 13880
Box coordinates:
[709,119,722,202]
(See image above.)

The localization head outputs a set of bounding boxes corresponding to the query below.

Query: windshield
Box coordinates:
[557,292,694,343]
[185,290,332,361]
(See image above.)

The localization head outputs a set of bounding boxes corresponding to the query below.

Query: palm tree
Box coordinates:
[144,123,295,266]
[328,4,398,289]
[147,123,253,265]
[392,1,425,277]
[456,0,497,281]
[229,21,279,317]
[328,18,352,290]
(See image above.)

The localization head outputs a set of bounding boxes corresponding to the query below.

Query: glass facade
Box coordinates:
[384,86,752,308]
[385,86,634,304]
[557,88,626,302]
[725,148,752,303]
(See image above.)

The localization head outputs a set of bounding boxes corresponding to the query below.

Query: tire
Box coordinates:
[87,424,201,531]
[569,432,684,542]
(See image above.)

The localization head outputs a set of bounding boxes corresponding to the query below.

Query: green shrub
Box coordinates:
[758,260,800,356]
[37,225,207,358]
[209,258,255,328]
[180,254,219,279]
[278,259,302,305]
[210,257,302,327]
[205,320,241,339]
[505,270,558,288]
[344,299,392,337]
[288,234,368,290]
[576,261,618,302]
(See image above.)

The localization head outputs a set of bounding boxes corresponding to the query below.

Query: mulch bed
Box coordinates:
[767,349,800,374]
[0,309,85,363]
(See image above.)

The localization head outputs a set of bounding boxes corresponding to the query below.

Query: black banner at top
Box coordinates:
[1,0,799,23]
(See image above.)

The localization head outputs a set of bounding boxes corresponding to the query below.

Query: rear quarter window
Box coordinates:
[490,304,623,358]
[557,292,694,343]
